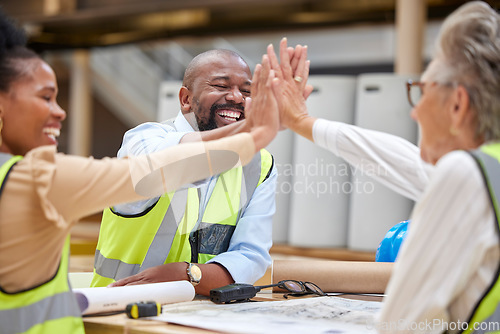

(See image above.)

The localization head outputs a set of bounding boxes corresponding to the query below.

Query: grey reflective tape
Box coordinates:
[94,249,140,279]
[95,152,262,276]
[238,153,262,220]
[471,150,500,215]
[196,153,261,256]
[198,222,236,255]
[197,155,261,255]
[468,149,500,333]
[188,187,203,262]
[0,153,13,165]
[139,189,189,272]
[472,304,500,333]
[191,186,207,236]
[195,187,204,227]
[94,190,189,279]
[188,153,262,259]
[0,290,81,334]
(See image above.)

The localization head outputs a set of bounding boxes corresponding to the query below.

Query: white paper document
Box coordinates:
[73,281,195,315]
[153,296,382,334]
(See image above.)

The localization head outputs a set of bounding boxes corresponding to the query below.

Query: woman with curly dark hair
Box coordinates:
[0,10,279,333]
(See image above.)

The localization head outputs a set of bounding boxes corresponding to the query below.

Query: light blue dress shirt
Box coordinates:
[114,111,277,284]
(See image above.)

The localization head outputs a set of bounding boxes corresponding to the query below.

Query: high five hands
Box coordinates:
[268,38,317,141]
[109,39,315,295]
[267,37,314,130]
[243,37,316,146]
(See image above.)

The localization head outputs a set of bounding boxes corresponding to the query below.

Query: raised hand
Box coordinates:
[267,38,315,137]
[246,54,280,151]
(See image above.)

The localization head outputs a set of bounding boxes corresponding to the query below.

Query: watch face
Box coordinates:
[190,264,202,281]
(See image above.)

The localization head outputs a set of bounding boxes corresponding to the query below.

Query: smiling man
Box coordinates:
[91,49,276,296]
[181,49,249,130]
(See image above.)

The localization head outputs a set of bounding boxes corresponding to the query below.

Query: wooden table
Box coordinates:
[84,313,210,334]
[83,292,382,334]
[83,292,278,334]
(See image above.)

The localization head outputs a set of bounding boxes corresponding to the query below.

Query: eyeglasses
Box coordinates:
[406,79,425,108]
[256,280,326,299]
[406,79,456,108]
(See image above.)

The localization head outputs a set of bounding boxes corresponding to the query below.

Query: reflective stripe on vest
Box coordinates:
[464,144,500,334]
[189,152,263,264]
[0,155,84,334]
[92,149,270,285]
[0,288,82,334]
[94,189,189,280]
[0,153,11,165]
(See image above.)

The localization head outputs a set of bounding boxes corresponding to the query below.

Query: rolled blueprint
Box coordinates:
[73,281,195,315]
[272,260,393,294]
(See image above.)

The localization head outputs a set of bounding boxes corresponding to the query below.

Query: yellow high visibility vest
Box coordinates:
[92,149,273,287]
[0,153,84,334]
[463,142,500,334]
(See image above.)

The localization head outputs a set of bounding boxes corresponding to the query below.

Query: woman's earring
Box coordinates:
[449,126,459,136]
[0,118,3,147]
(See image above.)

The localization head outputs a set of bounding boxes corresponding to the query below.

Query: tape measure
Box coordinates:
[125,301,161,319]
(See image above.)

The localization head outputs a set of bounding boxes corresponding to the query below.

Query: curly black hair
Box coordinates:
[0,7,40,93]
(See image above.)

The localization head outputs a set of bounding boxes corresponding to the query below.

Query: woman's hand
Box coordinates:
[267,38,316,141]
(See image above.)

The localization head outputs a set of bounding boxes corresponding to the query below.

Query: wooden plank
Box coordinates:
[270,244,376,262]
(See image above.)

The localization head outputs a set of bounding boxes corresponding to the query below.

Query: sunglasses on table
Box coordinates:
[257,280,384,299]
[256,280,326,299]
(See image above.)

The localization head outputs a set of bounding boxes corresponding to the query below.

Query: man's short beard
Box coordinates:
[196,108,218,132]
[190,99,217,132]
[196,103,244,132]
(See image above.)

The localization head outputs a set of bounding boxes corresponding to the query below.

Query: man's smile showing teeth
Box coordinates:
[217,110,242,122]
[43,128,60,140]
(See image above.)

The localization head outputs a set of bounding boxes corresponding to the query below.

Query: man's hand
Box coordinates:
[108,262,188,287]
[245,54,280,151]
[108,262,234,297]
[267,38,316,141]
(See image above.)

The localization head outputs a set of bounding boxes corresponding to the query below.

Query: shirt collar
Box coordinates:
[174,111,195,133]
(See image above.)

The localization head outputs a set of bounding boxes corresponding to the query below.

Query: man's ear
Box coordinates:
[179,86,191,113]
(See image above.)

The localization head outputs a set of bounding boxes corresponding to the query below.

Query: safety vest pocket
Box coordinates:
[198,222,236,255]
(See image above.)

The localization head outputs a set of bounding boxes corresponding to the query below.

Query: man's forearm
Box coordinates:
[195,263,234,296]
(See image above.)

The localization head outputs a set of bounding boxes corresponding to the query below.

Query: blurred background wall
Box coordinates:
[3,0,499,252]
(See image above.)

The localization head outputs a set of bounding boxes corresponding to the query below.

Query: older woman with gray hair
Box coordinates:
[269,1,500,333]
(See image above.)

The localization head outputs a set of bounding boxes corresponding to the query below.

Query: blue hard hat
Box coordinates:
[375,220,410,262]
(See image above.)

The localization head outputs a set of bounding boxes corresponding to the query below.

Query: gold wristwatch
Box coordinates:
[185,262,202,286]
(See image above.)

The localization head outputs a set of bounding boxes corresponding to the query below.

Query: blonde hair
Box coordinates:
[434,1,500,141]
